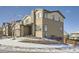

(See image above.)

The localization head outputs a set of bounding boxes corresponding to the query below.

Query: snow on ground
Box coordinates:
[0,38,71,48]
[0,38,79,53]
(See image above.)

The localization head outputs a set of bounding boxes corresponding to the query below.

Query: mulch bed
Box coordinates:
[20,39,63,45]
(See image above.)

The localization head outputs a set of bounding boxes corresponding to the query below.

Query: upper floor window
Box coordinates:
[44,13,48,19]
[58,16,64,22]
[60,18,64,22]
[52,15,55,20]
[39,13,42,18]
[36,12,42,19]
[60,26,63,31]
[23,18,29,25]
[54,15,59,21]
[50,14,53,20]
[44,13,54,20]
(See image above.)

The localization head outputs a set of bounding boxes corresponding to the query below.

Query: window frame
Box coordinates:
[45,33,48,37]
[36,12,42,19]
[44,24,48,31]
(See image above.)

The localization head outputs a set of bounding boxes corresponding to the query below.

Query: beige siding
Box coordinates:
[15,29,20,37]
[20,25,31,36]
[3,27,6,35]
[2,25,12,36]
[0,28,2,37]
[12,22,21,37]
[33,9,64,38]
[35,10,43,38]
[43,12,64,37]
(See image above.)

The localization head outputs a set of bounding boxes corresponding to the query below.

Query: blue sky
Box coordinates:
[0,6,78,33]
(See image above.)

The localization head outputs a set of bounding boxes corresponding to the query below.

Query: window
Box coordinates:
[55,15,59,21]
[60,26,63,31]
[44,25,47,31]
[44,13,51,19]
[48,13,50,19]
[52,15,55,20]
[36,12,42,19]
[44,13,48,19]
[44,13,55,20]
[60,18,64,22]
[50,14,53,20]
[45,33,48,37]
[59,16,61,22]
[39,13,42,18]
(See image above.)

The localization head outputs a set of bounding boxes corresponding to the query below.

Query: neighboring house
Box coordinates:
[64,32,69,44]
[11,19,29,37]
[2,22,12,36]
[22,16,33,36]
[64,32,69,39]
[69,32,79,40]
[68,32,79,46]
[11,20,24,37]
[0,27,2,37]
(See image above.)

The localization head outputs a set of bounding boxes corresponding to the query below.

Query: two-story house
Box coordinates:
[2,22,12,36]
[0,27,2,37]
[11,19,32,37]
[2,9,65,39]
[31,9,65,38]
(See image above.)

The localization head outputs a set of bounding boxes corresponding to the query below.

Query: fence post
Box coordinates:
[73,40,77,47]
[64,38,67,44]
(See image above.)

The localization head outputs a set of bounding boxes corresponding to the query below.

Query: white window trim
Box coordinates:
[39,12,42,18]
[60,18,64,22]
[60,26,63,31]
[36,12,42,19]
[55,15,59,21]
[44,13,48,19]
[45,33,48,37]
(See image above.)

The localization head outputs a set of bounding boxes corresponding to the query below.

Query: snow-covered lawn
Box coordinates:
[0,38,79,53]
[0,38,71,48]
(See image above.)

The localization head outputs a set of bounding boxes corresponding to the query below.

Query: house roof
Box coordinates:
[2,22,11,26]
[16,20,21,22]
[35,9,65,19]
[22,15,31,22]
[44,9,65,19]
[71,32,79,34]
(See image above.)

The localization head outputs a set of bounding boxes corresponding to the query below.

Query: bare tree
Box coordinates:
[11,20,16,40]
